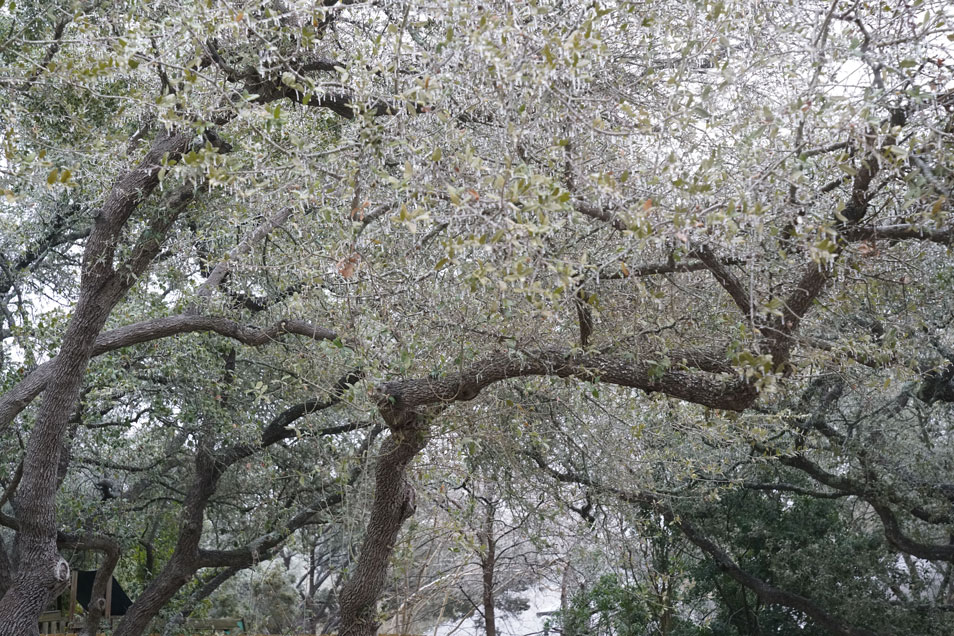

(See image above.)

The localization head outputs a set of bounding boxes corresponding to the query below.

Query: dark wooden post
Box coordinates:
[68,570,77,627]
[105,575,113,626]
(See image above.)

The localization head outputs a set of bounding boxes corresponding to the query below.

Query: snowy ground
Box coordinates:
[428,585,562,636]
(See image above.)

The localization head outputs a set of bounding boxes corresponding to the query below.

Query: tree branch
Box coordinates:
[216,368,364,466]
[692,245,752,317]
[0,314,339,429]
[194,206,295,301]
[843,224,953,246]
[377,348,755,416]
[574,202,629,232]
[197,424,380,569]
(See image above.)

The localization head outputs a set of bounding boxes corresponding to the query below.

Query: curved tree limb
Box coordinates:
[692,244,752,318]
[377,348,755,413]
[193,206,296,302]
[843,224,953,245]
[0,314,339,430]
[0,130,199,634]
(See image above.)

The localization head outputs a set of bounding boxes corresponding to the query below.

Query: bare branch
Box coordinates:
[599,258,746,279]
[377,348,755,416]
[216,368,364,466]
[843,224,953,246]
[574,202,628,232]
[798,140,851,159]
[692,245,752,317]
[20,14,73,90]
[194,206,296,301]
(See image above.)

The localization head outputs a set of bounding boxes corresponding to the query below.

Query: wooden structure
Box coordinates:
[39,570,244,634]
[38,609,73,634]
[174,617,247,633]
[38,570,133,633]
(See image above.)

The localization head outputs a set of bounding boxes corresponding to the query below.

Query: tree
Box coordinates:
[413,444,554,636]
[1,1,953,635]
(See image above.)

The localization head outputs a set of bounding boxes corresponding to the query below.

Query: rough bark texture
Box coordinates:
[338,421,428,636]
[111,376,359,636]
[160,567,241,636]
[0,536,11,599]
[112,448,220,636]
[77,540,121,636]
[480,504,496,636]
[378,349,756,412]
[332,319,763,636]
[0,294,116,635]
[0,132,193,635]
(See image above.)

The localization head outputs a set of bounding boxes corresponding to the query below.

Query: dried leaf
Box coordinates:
[337,252,361,279]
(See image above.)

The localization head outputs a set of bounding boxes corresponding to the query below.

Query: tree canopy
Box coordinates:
[1,1,953,635]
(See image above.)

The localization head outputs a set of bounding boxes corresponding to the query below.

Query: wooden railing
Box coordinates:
[40,615,247,635]
[38,611,77,634]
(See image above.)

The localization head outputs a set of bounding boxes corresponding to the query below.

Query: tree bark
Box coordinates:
[77,539,121,636]
[330,320,764,636]
[480,503,497,636]
[0,536,11,599]
[338,419,428,636]
[0,315,338,430]
[113,379,362,636]
[112,446,221,636]
[161,567,241,636]
[0,292,118,636]
[0,132,193,635]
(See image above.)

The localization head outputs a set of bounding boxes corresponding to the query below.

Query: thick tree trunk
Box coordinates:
[161,567,241,636]
[113,366,356,636]
[78,540,121,636]
[0,296,115,636]
[0,132,193,635]
[480,504,496,636]
[0,535,12,599]
[113,563,196,636]
[113,449,220,636]
[338,421,428,636]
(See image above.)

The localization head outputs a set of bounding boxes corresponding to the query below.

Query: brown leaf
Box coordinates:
[350,201,369,221]
[857,241,879,257]
[337,252,361,279]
